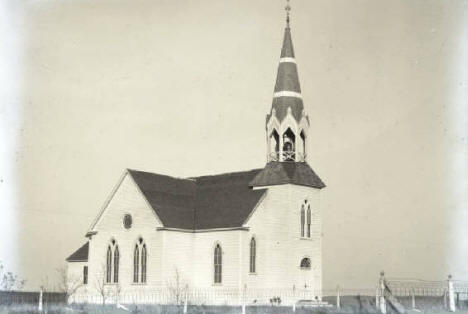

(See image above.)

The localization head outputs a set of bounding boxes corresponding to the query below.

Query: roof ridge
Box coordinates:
[126,167,267,230]
[127,168,195,182]
[188,168,263,181]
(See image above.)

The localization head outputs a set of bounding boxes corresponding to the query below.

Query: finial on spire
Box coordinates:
[285,0,291,28]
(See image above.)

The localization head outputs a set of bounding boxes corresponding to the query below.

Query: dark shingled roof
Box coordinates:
[268,97,304,123]
[249,162,326,189]
[128,169,267,230]
[66,242,89,262]
[126,164,324,230]
[274,62,301,94]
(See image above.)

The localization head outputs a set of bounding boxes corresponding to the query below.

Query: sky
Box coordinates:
[0,0,467,291]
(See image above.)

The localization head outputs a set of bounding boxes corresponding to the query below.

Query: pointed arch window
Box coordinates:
[133,244,139,283]
[269,129,280,161]
[214,244,222,284]
[282,128,296,161]
[307,205,311,238]
[133,237,147,284]
[141,244,147,283]
[249,237,256,273]
[105,240,119,284]
[113,245,119,283]
[106,246,112,283]
[300,130,306,159]
[300,205,305,237]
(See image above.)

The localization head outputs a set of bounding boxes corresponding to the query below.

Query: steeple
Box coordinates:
[265,1,309,163]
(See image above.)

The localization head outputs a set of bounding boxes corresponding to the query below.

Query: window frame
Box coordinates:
[214,244,222,284]
[113,245,119,283]
[133,244,139,283]
[141,244,147,283]
[300,205,305,237]
[83,266,88,285]
[249,237,256,274]
[106,245,112,283]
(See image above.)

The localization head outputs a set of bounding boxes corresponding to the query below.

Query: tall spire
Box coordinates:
[269,0,304,123]
[265,1,309,163]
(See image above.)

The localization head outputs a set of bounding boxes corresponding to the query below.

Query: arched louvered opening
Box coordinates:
[269,129,280,161]
[300,130,306,160]
[282,128,296,161]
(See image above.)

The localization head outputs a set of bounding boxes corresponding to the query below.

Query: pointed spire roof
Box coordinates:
[274,27,301,94]
[280,26,295,58]
[268,4,304,123]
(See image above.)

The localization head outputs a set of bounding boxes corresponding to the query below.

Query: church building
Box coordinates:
[66,6,326,305]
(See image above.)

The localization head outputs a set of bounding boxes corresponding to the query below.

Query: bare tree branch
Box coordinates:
[56,265,82,299]
[94,263,110,305]
[0,261,26,291]
[166,267,187,305]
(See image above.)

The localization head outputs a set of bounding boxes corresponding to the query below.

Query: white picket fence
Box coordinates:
[57,273,468,313]
[70,286,328,306]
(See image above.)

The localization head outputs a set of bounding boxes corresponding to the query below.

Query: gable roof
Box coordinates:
[66,242,89,262]
[128,169,267,230]
[249,162,326,189]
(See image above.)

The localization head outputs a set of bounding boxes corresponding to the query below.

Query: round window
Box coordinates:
[123,214,132,229]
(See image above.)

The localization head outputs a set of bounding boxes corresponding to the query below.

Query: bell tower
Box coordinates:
[266,0,309,163]
[250,1,324,189]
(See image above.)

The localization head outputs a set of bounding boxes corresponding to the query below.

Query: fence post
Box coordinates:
[448,275,456,312]
[242,284,246,314]
[376,288,380,309]
[292,285,296,312]
[379,271,386,314]
[183,284,188,314]
[336,285,341,309]
[411,288,415,309]
[445,290,448,309]
[38,286,43,312]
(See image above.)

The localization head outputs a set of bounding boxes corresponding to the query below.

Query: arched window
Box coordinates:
[83,266,88,285]
[214,244,222,284]
[249,237,256,273]
[141,244,147,283]
[133,244,139,283]
[282,128,296,161]
[300,257,311,269]
[270,130,280,156]
[133,238,147,284]
[307,205,311,238]
[106,246,112,283]
[300,205,305,237]
[113,245,119,283]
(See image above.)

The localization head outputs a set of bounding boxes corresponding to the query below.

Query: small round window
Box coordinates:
[123,214,132,229]
[300,257,311,269]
